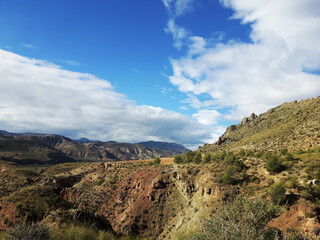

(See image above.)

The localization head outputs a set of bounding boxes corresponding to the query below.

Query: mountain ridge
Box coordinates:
[199,96,320,153]
[0,131,187,165]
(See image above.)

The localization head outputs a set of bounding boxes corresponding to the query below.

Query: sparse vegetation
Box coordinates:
[5,222,51,240]
[189,195,283,240]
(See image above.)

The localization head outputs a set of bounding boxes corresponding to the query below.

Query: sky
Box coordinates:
[0,0,320,149]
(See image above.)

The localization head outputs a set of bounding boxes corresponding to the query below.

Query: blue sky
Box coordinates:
[0,0,320,148]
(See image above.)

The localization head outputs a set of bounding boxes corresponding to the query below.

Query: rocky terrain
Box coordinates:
[199,96,320,153]
[0,132,187,165]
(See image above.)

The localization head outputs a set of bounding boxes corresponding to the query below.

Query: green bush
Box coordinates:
[224,152,237,165]
[193,152,202,164]
[189,195,282,240]
[284,153,294,161]
[173,155,183,164]
[222,165,237,185]
[269,182,287,204]
[254,151,263,158]
[97,178,105,186]
[280,149,288,155]
[246,150,254,157]
[153,157,161,165]
[203,153,212,163]
[184,150,195,163]
[238,149,246,157]
[266,155,284,173]
[295,149,305,154]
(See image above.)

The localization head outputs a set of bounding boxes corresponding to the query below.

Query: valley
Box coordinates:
[0,97,319,239]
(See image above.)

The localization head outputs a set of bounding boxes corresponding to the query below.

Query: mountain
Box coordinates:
[0,134,75,165]
[199,96,320,153]
[75,137,100,143]
[0,132,184,165]
[137,141,189,154]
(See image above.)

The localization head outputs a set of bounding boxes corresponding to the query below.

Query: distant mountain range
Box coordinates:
[0,131,189,165]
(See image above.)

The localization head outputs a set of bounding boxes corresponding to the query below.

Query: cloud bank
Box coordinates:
[0,49,213,148]
[164,0,320,121]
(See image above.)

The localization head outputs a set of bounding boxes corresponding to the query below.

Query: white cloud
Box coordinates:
[165,0,320,120]
[192,109,220,125]
[0,49,212,147]
[66,60,81,66]
[22,43,36,49]
[179,106,189,111]
[188,36,207,56]
[165,19,189,49]
[162,0,194,16]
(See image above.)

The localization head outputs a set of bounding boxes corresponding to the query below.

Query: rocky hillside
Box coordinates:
[137,141,189,154]
[200,96,320,153]
[0,132,184,165]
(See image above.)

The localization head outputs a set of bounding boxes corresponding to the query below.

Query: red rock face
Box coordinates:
[0,201,21,230]
[268,199,320,237]
[98,168,165,235]
[60,187,83,202]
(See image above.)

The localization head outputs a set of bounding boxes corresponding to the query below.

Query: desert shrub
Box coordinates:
[189,195,282,240]
[280,149,288,155]
[282,229,309,240]
[286,177,299,189]
[6,222,51,240]
[246,150,254,157]
[224,152,237,165]
[305,161,320,179]
[213,151,226,161]
[202,153,212,163]
[266,155,284,173]
[50,225,116,240]
[269,182,287,204]
[284,153,294,161]
[173,155,183,164]
[153,157,161,165]
[193,152,202,164]
[109,174,118,184]
[295,149,305,154]
[255,151,263,158]
[96,178,105,186]
[238,149,246,157]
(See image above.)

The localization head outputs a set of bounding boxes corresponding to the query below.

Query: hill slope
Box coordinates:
[137,141,189,154]
[200,96,320,153]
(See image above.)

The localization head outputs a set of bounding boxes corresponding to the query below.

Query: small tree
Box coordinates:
[203,153,212,163]
[153,157,161,165]
[193,152,202,164]
[222,165,237,185]
[173,155,183,164]
[184,150,195,163]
